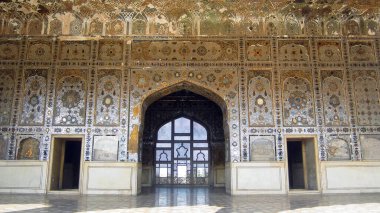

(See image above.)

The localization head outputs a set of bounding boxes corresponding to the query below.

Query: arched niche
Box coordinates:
[17,137,40,160]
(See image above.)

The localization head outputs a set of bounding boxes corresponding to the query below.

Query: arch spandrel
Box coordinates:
[128,69,240,162]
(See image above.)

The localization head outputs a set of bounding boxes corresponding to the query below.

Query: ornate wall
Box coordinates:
[0,33,379,164]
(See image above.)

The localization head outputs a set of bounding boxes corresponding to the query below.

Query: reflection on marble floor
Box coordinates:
[0,187,380,213]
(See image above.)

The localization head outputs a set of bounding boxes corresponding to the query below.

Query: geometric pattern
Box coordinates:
[354,75,380,126]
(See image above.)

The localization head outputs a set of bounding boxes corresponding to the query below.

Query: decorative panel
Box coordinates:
[353,71,380,126]
[317,41,342,62]
[247,71,274,127]
[16,137,40,160]
[278,40,309,61]
[27,40,52,61]
[245,40,271,61]
[49,19,62,35]
[321,71,348,126]
[0,70,15,125]
[360,135,380,160]
[98,40,123,61]
[0,41,19,60]
[93,135,119,161]
[53,70,87,126]
[282,71,315,126]
[249,135,275,161]
[131,40,238,61]
[326,135,351,161]
[349,41,376,62]
[59,41,91,60]
[19,69,48,126]
[95,69,121,126]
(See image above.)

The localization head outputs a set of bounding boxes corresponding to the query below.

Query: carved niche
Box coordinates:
[327,137,351,160]
[17,137,40,160]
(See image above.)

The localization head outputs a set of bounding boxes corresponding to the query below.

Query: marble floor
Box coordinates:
[0,188,380,213]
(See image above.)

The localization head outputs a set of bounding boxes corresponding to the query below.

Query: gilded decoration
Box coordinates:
[27,40,52,61]
[16,137,40,160]
[247,71,274,127]
[353,71,380,126]
[246,40,271,61]
[282,71,315,127]
[98,40,123,61]
[278,41,309,61]
[19,69,48,126]
[349,42,376,62]
[131,40,238,61]
[95,70,121,126]
[0,70,15,125]
[321,71,348,126]
[59,41,91,60]
[54,70,87,126]
[0,41,19,60]
[317,41,342,62]
[326,136,351,161]
[0,1,379,36]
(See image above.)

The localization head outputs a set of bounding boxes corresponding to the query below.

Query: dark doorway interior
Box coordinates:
[287,141,305,189]
[62,141,81,189]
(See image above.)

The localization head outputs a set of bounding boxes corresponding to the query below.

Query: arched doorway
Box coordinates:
[141,90,225,187]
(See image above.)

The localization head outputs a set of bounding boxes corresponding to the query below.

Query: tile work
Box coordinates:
[0,188,379,213]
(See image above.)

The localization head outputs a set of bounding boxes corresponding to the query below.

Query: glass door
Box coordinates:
[155,117,209,185]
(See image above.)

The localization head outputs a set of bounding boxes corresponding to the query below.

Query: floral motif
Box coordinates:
[218,74,233,88]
